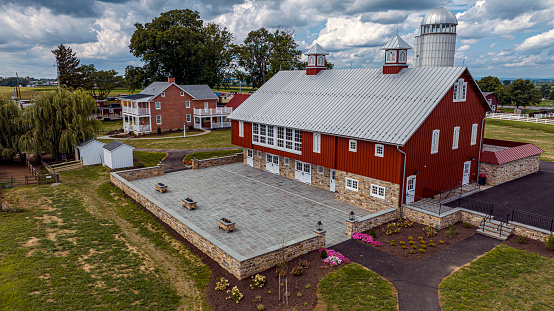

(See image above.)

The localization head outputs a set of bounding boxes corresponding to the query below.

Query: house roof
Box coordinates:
[482,92,495,97]
[305,43,329,55]
[121,94,154,101]
[103,140,134,152]
[225,94,251,109]
[381,35,412,50]
[481,143,544,165]
[140,82,218,100]
[77,138,104,149]
[228,66,489,146]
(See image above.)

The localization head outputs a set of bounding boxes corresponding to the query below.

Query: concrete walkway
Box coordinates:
[98,129,211,140]
[333,234,501,311]
[136,147,241,173]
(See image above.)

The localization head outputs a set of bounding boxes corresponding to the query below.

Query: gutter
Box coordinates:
[397,146,407,218]
[477,114,489,178]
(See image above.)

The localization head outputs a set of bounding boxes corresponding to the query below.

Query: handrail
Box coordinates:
[511,209,554,232]
[497,212,511,237]
[479,207,494,231]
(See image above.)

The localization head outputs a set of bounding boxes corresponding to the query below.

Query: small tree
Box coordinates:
[0,98,23,159]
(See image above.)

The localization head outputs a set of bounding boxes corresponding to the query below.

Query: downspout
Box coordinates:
[476,115,489,179]
[397,146,407,218]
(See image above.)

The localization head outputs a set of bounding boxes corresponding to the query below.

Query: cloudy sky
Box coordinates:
[2,0,554,80]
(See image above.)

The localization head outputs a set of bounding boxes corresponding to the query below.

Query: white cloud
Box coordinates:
[458,45,471,51]
[515,28,554,51]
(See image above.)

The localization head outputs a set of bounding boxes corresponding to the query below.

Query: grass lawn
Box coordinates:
[99,129,235,150]
[439,245,554,311]
[0,164,211,310]
[100,120,123,134]
[317,263,398,311]
[484,119,554,162]
[134,151,167,167]
[184,149,242,161]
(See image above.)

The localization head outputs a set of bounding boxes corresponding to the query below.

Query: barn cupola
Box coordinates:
[381,35,412,74]
[305,43,329,75]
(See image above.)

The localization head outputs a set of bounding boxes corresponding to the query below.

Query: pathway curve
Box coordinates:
[97,129,211,140]
[333,234,501,311]
[136,147,241,173]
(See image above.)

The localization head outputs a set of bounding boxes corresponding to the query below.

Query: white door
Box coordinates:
[295,161,303,182]
[266,154,279,174]
[302,163,311,184]
[204,102,209,109]
[406,175,416,205]
[246,149,253,167]
[462,161,471,185]
[330,169,336,192]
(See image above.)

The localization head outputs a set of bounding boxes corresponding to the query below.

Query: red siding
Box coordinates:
[231,120,252,148]
[336,138,403,184]
[403,72,487,198]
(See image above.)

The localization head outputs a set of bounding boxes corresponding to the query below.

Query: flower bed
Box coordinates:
[352,232,382,247]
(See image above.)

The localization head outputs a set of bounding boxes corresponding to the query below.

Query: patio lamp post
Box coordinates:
[349,211,355,221]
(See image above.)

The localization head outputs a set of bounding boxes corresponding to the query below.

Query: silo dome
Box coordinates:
[421,7,458,26]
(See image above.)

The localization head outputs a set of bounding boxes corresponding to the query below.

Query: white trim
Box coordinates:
[431,129,440,154]
[470,123,478,146]
[370,184,386,199]
[313,132,321,153]
[375,144,384,157]
[180,91,184,96]
[453,78,467,102]
[239,121,244,137]
[186,101,190,108]
[345,177,359,192]
[452,126,460,150]
[317,56,325,66]
[349,139,357,152]
[155,102,161,110]
[156,115,162,125]
[308,56,315,66]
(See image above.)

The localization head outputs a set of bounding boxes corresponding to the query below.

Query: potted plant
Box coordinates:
[155,183,168,193]
[181,197,197,210]
[217,217,235,233]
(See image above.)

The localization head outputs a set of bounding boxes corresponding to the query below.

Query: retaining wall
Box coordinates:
[192,153,243,170]
[512,222,552,242]
[479,155,540,186]
[115,164,164,181]
[345,207,398,237]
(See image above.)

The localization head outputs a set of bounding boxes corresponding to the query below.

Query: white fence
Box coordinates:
[193,107,233,116]
[122,106,150,115]
[488,113,554,125]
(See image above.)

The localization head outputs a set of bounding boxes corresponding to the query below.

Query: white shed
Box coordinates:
[102,140,135,169]
[75,139,105,166]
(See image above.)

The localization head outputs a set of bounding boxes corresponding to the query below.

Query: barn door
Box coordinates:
[302,163,311,184]
[406,175,416,205]
[462,161,471,186]
[266,154,279,174]
[295,161,303,182]
[330,169,336,192]
[246,149,253,167]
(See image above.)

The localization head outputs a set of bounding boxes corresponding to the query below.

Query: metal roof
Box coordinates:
[121,94,154,101]
[77,138,104,149]
[481,143,544,165]
[381,35,412,50]
[140,82,217,100]
[228,66,479,146]
[305,43,329,55]
[225,94,250,109]
[482,92,494,97]
[421,7,458,25]
[103,140,134,152]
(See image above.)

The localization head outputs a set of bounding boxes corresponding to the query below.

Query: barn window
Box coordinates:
[161,92,165,97]
[253,124,259,142]
[252,123,301,153]
[349,140,357,152]
[284,157,290,165]
[186,114,191,122]
[452,126,460,150]
[186,101,190,108]
[431,129,440,154]
[345,178,359,192]
[313,132,321,153]
[309,56,315,66]
[317,166,324,174]
[375,144,384,157]
[370,184,386,199]
[317,56,325,66]
[155,102,161,109]
[156,115,162,124]
[239,121,244,137]
[470,123,478,146]
[453,78,467,102]
[257,150,262,158]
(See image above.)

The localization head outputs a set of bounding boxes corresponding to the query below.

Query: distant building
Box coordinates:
[75,139,105,166]
[225,94,250,110]
[482,92,498,112]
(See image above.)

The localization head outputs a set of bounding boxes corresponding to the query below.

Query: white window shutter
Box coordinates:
[471,123,478,146]
[452,126,460,150]
[431,129,440,154]
[239,121,244,137]
[313,133,321,153]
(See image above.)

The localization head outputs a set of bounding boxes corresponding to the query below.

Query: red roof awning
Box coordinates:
[481,143,544,165]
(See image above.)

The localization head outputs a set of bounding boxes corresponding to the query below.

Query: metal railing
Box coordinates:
[511,209,554,232]
[498,212,511,237]
[193,107,233,116]
[423,180,480,203]
[447,197,493,215]
[122,106,150,115]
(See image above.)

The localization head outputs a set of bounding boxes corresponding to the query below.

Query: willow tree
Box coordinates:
[19,89,101,158]
[0,98,23,159]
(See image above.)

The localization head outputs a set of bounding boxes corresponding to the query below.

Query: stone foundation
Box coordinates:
[312,165,331,191]
[279,157,295,180]
[253,150,266,171]
[335,170,400,213]
[345,207,398,237]
[115,165,164,181]
[403,205,461,229]
[110,170,324,280]
[479,155,540,186]
[192,153,243,169]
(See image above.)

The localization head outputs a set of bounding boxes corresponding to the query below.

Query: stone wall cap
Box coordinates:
[511,221,552,235]
[240,232,320,261]
[404,205,460,217]
[357,207,397,222]
[196,153,243,162]
[112,166,160,176]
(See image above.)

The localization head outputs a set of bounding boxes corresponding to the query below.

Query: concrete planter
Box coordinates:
[217,218,235,233]
[155,183,168,193]
[182,197,197,210]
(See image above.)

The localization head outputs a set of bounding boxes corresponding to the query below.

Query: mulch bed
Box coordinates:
[359,221,476,261]
[503,235,554,259]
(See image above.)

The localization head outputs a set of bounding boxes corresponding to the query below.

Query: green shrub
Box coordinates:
[409,250,415,254]
[299,260,309,269]
[226,286,243,304]
[419,248,426,253]
[291,266,304,276]
[424,226,438,237]
[253,295,261,302]
[399,241,406,245]
[256,304,265,310]
[305,284,312,289]
[215,277,229,291]
[545,233,554,251]
[412,245,417,249]
[401,245,407,249]
[297,292,302,297]
[391,241,396,246]
[320,249,327,259]
[250,274,266,289]
[463,222,472,228]
[369,228,376,238]
[518,236,527,244]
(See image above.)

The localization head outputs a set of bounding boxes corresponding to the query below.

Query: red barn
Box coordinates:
[483,92,498,112]
[228,37,492,213]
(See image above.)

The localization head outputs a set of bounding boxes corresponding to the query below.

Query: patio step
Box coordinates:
[476,219,514,240]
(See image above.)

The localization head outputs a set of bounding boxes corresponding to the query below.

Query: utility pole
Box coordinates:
[15,72,21,100]
[56,59,61,91]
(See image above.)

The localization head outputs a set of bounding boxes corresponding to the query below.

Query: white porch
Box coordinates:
[193,107,232,130]
[123,114,152,134]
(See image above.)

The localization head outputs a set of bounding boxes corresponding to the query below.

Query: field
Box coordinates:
[1,86,140,100]
[484,119,554,162]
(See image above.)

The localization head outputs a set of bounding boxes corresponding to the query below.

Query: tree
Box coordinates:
[502,80,511,86]
[507,79,542,108]
[540,83,550,99]
[52,44,84,89]
[18,89,101,158]
[201,23,235,89]
[477,76,503,92]
[124,66,148,94]
[129,9,206,85]
[91,70,123,99]
[0,98,23,159]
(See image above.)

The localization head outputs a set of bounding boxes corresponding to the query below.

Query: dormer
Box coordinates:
[381,35,412,74]
[305,43,329,75]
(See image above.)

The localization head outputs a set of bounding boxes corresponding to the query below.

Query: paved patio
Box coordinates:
[128,162,373,258]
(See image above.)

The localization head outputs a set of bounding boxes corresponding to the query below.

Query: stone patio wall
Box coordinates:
[311,165,331,191]
[115,165,164,181]
[403,205,461,229]
[479,154,540,186]
[345,207,398,237]
[279,157,295,180]
[253,150,266,170]
[335,170,400,213]
[192,153,243,170]
[110,170,325,280]
[512,222,552,242]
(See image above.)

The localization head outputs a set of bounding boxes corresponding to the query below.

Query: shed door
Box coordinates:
[462,161,471,186]
[246,149,253,167]
[406,175,416,205]
[330,169,336,192]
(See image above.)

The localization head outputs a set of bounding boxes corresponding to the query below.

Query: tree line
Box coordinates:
[477,76,544,108]
[55,9,329,97]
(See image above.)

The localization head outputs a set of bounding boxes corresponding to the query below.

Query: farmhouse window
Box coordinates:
[349,140,357,152]
[239,121,244,137]
[284,157,290,165]
[155,102,161,109]
[452,126,460,150]
[370,184,386,199]
[375,144,384,157]
[180,91,184,96]
[161,92,165,97]
[313,132,321,153]
[431,129,440,154]
[470,123,478,146]
[156,115,162,124]
[186,101,190,108]
[186,114,191,122]
[345,178,359,192]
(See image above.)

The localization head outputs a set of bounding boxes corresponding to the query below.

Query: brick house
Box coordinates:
[228,32,493,213]
[121,78,230,134]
